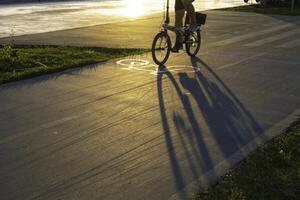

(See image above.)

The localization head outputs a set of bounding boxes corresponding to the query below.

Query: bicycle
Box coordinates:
[151,0,207,66]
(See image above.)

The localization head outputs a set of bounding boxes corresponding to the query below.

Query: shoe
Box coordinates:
[171,46,181,53]
[171,43,183,53]
[189,23,199,32]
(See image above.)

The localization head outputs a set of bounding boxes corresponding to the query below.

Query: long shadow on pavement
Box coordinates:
[157,67,214,199]
[190,57,266,156]
[157,56,266,197]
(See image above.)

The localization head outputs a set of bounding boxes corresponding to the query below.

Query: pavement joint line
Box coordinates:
[256,57,300,65]
[0,78,158,123]
[277,38,300,48]
[244,28,300,47]
[168,107,300,200]
[212,21,300,46]
[206,20,273,25]
[217,52,267,70]
[0,83,156,146]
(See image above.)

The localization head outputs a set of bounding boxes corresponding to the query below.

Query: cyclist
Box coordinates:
[171,0,197,52]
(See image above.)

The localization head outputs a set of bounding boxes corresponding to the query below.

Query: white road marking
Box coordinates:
[117,59,199,75]
[277,38,300,48]
[244,28,300,47]
[217,52,266,70]
[116,59,149,67]
[212,22,300,46]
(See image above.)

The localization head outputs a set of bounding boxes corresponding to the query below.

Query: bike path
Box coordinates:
[0,11,300,200]
[1,10,299,49]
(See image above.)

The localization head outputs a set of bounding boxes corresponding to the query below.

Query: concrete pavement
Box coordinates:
[0,11,300,200]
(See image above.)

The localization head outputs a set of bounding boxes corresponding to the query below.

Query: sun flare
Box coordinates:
[121,0,146,18]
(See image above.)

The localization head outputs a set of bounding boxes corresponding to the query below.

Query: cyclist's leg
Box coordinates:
[172,9,185,52]
[172,0,185,52]
[175,9,185,28]
[181,0,197,29]
[175,0,185,28]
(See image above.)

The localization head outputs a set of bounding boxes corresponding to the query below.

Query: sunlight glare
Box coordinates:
[121,0,146,18]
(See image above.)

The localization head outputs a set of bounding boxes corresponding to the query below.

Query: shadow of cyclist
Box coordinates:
[157,65,215,198]
[156,58,265,197]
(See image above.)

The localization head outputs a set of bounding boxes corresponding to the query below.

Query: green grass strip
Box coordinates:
[214,4,300,16]
[0,45,148,84]
[196,119,300,200]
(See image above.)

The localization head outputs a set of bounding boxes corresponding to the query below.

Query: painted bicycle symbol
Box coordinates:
[116,59,150,68]
[116,59,200,75]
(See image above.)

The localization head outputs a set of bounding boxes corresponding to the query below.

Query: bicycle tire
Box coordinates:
[151,32,171,66]
[186,30,201,57]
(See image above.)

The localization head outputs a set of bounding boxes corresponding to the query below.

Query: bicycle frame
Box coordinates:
[151,0,202,65]
[162,23,176,32]
[165,0,170,24]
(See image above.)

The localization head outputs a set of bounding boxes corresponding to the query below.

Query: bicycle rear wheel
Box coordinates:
[186,30,201,57]
[151,32,171,66]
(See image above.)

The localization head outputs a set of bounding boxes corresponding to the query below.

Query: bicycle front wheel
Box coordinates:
[186,30,201,57]
[151,32,171,66]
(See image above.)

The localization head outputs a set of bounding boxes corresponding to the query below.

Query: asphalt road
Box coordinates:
[0,11,300,200]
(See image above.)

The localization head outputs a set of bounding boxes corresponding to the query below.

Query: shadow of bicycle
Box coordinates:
[156,57,266,198]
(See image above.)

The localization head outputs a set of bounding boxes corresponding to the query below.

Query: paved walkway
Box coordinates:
[0,11,300,200]
[0,0,246,38]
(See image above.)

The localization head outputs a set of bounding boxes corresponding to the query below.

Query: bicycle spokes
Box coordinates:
[151,32,171,66]
[186,31,201,57]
